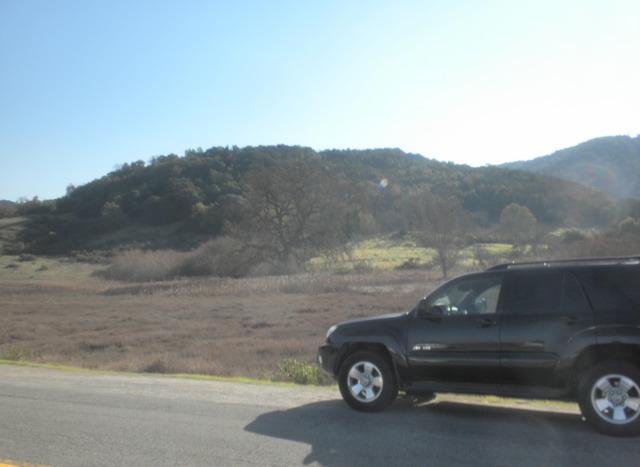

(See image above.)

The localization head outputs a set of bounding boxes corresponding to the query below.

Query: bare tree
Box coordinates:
[499,203,537,259]
[409,195,464,278]
[231,156,352,273]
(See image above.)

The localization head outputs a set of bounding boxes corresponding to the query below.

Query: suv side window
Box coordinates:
[604,270,640,306]
[505,271,590,315]
[427,274,503,315]
[505,272,562,314]
[578,267,640,311]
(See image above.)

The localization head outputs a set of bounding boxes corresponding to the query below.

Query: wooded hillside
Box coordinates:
[6,144,639,265]
[502,135,640,199]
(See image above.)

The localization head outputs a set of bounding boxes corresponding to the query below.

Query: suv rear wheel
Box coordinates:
[338,350,397,412]
[577,362,640,437]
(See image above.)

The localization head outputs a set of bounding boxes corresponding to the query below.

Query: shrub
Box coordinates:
[561,229,587,244]
[99,236,261,282]
[98,249,185,282]
[1,346,35,361]
[395,258,422,270]
[274,358,327,385]
[179,237,253,278]
[141,359,171,374]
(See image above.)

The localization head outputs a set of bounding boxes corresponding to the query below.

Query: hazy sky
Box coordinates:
[1,0,639,201]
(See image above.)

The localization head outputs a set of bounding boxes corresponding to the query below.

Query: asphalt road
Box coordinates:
[1,364,639,467]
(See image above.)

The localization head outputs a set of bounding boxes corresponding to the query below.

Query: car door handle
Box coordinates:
[477,318,497,328]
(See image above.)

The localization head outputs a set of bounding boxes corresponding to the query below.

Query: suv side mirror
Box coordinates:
[416,298,429,315]
[416,299,444,319]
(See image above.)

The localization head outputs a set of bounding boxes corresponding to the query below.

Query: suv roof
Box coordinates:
[486,255,640,271]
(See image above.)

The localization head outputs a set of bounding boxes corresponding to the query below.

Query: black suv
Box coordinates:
[317,256,640,436]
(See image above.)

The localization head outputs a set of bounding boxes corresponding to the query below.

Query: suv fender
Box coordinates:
[336,332,408,378]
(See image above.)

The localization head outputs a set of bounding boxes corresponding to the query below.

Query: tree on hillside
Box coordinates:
[499,203,537,259]
[409,195,464,278]
[229,156,353,273]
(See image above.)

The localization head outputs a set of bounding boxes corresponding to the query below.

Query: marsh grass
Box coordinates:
[0,270,440,382]
[0,231,501,382]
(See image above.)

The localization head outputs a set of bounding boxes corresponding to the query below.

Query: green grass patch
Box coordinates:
[0,346,36,362]
[434,392,578,412]
[309,236,435,271]
[350,238,433,269]
[0,216,103,279]
[0,359,335,388]
[0,254,102,280]
[309,236,524,273]
[474,243,513,254]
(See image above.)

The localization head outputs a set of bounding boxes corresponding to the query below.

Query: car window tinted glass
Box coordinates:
[505,272,563,314]
[577,267,640,311]
[427,274,503,315]
[605,269,640,306]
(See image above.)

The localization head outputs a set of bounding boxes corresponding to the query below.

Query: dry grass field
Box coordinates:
[0,270,443,382]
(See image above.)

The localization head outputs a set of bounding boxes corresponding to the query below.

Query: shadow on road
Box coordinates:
[244,395,612,466]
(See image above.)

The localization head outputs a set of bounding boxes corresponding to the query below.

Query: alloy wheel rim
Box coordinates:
[347,361,384,403]
[591,373,640,425]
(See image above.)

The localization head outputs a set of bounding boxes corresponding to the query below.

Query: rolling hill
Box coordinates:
[501,135,640,199]
[4,144,634,258]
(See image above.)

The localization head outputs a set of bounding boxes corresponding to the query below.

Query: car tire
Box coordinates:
[577,361,640,437]
[338,350,397,412]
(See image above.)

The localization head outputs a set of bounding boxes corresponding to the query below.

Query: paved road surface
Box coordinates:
[1,364,639,466]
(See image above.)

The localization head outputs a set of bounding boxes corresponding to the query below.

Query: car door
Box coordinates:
[406,272,504,382]
[499,270,596,387]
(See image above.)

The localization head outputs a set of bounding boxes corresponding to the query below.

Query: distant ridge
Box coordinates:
[501,135,640,199]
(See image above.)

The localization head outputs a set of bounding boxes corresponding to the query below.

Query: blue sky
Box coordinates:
[1,0,639,201]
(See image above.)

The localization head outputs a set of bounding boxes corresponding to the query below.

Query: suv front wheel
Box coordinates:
[338,350,397,412]
[577,362,640,437]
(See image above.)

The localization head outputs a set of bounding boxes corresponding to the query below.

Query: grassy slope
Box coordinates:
[0,217,102,279]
